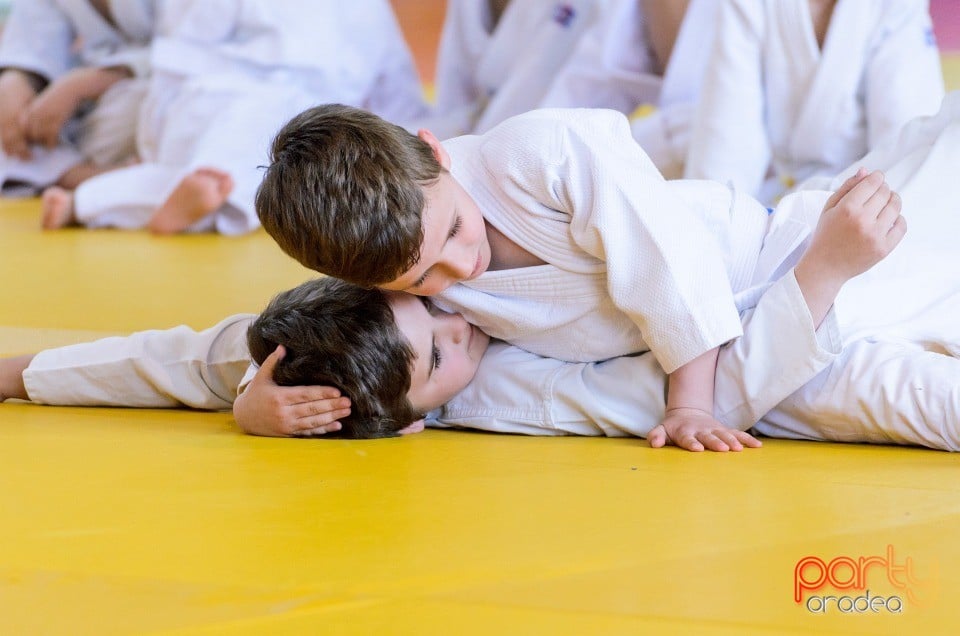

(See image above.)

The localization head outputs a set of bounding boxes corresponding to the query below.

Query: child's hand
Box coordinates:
[800,169,906,289]
[233,345,351,437]
[648,407,762,452]
[0,69,40,159]
[21,66,131,149]
[20,69,94,149]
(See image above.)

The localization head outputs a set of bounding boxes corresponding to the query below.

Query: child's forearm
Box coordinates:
[790,169,904,328]
[0,355,33,402]
[0,68,47,93]
[792,258,845,329]
[666,347,719,414]
[74,66,133,101]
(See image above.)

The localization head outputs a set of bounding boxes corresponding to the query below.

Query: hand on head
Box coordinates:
[233,345,351,438]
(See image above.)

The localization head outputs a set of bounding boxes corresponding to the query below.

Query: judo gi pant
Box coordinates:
[755,338,960,451]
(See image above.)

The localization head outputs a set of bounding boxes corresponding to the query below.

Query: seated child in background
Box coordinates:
[40,0,426,235]
[423,0,610,139]
[684,0,944,204]
[540,0,720,178]
[425,0,716,178]
[0,0,153,193]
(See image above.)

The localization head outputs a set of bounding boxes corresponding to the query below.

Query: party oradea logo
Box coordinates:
[794,545,939,614]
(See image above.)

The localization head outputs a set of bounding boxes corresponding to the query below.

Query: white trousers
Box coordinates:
[73,75,318,235]
[755,337,960,450]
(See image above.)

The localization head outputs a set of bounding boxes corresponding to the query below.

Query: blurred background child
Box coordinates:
[541,0,720,178]
[422,0,610,139]
[0,0,155,194]
[684,0,945,204]
[39,0,427,235]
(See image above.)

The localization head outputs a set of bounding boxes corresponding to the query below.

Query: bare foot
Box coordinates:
[147,167,234,235]
[41,186,77,229]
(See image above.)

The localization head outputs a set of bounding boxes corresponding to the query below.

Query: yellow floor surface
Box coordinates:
[3,196,960,635]
[4,55,960,633]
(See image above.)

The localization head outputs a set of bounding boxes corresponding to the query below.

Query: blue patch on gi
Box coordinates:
[925,27,937,47]
[553,4,576,28]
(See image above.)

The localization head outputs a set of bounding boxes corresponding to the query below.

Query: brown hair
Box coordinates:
[255,104,442,287]
[247,277,420,439]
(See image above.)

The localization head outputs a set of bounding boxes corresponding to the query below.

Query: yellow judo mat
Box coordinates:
[2,180,960,636]
[3,62,960,634]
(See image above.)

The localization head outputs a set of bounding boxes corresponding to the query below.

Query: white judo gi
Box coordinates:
[684,0,945,205]
[540,0,720,178]
[0,0,154,191]
[71,0,426,235]
[437,108,770,373]
[440,93,960,449]
[425,0,611,139]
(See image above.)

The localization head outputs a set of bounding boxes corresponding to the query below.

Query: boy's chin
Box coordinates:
[398,420,425,435]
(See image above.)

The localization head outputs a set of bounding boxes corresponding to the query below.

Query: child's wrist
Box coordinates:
[664,405,713,417]
[794,254,846,298]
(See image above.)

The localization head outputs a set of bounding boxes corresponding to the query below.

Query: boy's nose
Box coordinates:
[441,312,468,343]
[444,247,475,282]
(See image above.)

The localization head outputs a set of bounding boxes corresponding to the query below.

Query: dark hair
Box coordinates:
[255,104,442,287]
[247,277,420,439]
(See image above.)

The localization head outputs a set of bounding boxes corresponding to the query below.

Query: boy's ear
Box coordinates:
[398,419,425,436]
[417,129,451,170]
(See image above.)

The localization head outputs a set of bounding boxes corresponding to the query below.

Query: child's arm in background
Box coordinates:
[21,66,134,150]
[0,69,44,159]
[0,0,78,157]
[232,345,352,437]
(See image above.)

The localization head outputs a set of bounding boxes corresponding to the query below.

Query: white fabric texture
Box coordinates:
[24,315,253,410]
[423,0,612,139]
[542,0,720,177]
[684,0,944,204]
[437,108,750,372]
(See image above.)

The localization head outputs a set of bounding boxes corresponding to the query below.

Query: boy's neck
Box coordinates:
[807,0,837,50]
[488,0,511,31]
[89,0,119,29]
[484,221,546,272]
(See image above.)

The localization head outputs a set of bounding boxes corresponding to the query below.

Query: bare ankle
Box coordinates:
[0,355,33,402]
[41,187,77,230]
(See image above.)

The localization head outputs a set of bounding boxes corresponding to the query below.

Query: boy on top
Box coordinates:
[243,102,909,449]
